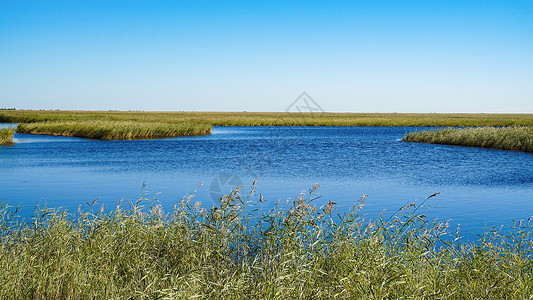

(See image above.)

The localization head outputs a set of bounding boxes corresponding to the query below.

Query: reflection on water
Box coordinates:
[0,125,532,236]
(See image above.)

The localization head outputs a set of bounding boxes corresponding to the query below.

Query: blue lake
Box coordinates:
[1,125,532,237]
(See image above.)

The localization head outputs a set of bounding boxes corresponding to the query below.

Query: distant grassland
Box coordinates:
[403,127,533,152]
[16,120,212,140]
[2,110,533,142]
[1,110,533,127]
[0,128,15,145]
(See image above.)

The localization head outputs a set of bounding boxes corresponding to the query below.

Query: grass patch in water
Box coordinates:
[16,120,212,140]
[403,126,533,152]
[0,128,15,145]
[0,185,531,299]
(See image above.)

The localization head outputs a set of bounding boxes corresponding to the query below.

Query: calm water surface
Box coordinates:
[1,125,532,237]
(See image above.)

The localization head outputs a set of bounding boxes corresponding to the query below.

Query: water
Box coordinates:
[1,125,532,237]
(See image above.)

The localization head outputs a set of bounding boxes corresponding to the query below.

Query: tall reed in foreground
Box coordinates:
[403,126,533,152]
[0,128,15,145]
[0,184,531,299]
[16,120,212,140]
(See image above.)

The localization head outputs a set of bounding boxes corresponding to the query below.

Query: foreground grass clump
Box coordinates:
[0,185,531,299]
[0,128,15,145]
[403,126,533,152]
[16,120,212,140]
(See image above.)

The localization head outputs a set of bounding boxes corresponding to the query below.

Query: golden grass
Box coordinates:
[403,126,533,152]
[16,120,212,140]
[3,110,533,144]
[2,110,533,127]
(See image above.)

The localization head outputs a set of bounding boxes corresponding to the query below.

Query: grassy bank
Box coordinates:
[403,126,533,152]
[0,186,531,299]
[2,110,533,141]
[0,128,15,145]
[2,110,533,127]
[16,120,212,140]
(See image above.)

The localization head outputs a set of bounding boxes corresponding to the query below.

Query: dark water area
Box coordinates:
[1,125,532,238]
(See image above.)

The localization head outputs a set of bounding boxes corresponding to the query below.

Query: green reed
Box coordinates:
[16,120,212,140]
[403,126,533,152]
[0,184,531,299]
[0,128,15,145]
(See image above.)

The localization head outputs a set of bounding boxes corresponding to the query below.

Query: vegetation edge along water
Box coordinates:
[2,110,533,127]
[403,126,533,153]
[0,185,531,299]
[16,120,212,140]
[0,128,15,145]
[2,111,533,150]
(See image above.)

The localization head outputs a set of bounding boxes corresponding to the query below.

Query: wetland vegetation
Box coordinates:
[16,120,212,140]
[3,110,533,150]
[0,110,533,145]
[1,110,533,127]
[0,185,531,299]
[0,128,15,145]
[403,126,533,152]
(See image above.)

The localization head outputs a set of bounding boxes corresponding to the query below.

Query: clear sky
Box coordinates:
[1,1,532,112]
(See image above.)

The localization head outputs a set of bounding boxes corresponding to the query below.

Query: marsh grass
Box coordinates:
[0,184,531,299]
[0,128,15,145]
[403,126,533,152]
[16,120,212,140]
[2,110,533,140]
[2,110,533,127]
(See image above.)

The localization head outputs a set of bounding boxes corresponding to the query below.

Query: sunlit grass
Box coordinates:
[0,128,15,145]
[2,110,533,141]
[0,184,531,299]
[16,120,212,140]
[403,126,533,152]
[2,110,533,127]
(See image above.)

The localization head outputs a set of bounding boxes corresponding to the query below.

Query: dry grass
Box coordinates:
[0,184,531,299]
[403,126,533,152]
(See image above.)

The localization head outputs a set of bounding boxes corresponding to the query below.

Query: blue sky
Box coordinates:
[1,1,532,112]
